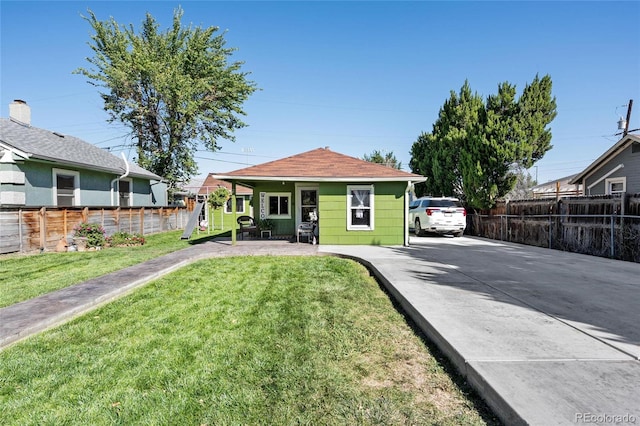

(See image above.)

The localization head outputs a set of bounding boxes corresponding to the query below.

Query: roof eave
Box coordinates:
[28,155,162,180]
[569,134,639,184]
[213,175,427,184]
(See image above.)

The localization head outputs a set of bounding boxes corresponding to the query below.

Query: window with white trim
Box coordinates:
[224,196,246,214]
[605,177,626,195]
[266,193,291,218]
[347,185,374,230]
[53,168,80,206]
[118,178,132,207]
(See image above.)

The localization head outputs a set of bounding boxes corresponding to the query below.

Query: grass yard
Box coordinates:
[0,256,498,425]
[0,230,219,308]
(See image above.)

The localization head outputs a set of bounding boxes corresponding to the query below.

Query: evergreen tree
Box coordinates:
[363,150,402,169]
[410,76,556,209]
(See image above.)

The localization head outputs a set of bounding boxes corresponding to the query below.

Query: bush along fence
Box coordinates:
[0,206,190,254]
[467,193,640,263]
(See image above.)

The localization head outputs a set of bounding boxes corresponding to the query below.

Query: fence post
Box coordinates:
[548,215,552,249]
[610,214,615,258]
[139,207,145,235]
[38,207,47,250]
[19,208,24,253]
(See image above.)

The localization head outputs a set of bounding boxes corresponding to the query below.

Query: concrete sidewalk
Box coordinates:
[321,237,640,426]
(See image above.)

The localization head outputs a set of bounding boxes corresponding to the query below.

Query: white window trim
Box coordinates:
[265,192,291,219]
[52,168,80,206]
[118,178,133,207]
[295,184,319,224]
[347,184,374,231]
[605,177,626,195]
[224,195,246,214]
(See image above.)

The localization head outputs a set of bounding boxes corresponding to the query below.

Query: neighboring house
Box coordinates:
[531,174,582,199]
[214,147,426,245]
[570,134,640,195]
[0,100,167,207]
[197,174,253,229]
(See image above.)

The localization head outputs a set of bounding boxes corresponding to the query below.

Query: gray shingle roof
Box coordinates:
[0,118,162,180]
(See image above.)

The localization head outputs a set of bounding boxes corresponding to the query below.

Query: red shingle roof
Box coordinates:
[198,173,252,195]
[221,148,425,181]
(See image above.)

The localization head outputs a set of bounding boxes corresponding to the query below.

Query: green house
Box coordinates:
[214,148,425,245]
[197,174,253,231]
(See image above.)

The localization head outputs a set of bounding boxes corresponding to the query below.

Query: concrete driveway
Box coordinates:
[321,236,640,425]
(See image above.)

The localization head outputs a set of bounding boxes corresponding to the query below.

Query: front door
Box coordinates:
[297,185,318,225]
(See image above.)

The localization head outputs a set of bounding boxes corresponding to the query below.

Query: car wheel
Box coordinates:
[414,219,423,236]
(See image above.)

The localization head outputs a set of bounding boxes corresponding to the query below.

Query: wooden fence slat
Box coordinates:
[0,206,189,254]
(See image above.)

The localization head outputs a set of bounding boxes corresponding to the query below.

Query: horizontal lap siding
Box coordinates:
[319,182,406,245]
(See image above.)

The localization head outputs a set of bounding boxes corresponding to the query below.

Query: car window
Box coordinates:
[430,199,462,208]
[409,201,420,209]
[421,200,430,207]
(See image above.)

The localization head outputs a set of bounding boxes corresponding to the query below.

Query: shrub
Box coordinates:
[72,223,106,248]
[106,231,145,247]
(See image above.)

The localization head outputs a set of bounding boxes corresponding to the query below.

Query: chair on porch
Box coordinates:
[237,215,258,240]
[297,222,315,244]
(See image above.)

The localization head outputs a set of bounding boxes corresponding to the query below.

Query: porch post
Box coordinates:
[231,181,237,245]
[404,181,411,246]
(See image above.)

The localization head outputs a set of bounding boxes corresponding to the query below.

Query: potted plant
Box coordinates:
[72,222,106,250]
[257,218,275,238]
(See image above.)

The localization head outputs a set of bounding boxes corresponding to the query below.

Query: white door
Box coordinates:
[296,185,318,225]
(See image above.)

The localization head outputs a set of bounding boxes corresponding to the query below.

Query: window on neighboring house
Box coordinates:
[266,193,290,218]
[632,142,640,154]
[224,196,246,214]
[347,185,374,230]
[605,177,626,195]
[119,179,132,207]
[53,168,80,206]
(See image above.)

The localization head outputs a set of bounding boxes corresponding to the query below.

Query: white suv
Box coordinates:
[409,197,466,237]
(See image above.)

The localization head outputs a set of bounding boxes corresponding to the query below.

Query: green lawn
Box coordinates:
[0,230,220,308]
[0,256,498,425]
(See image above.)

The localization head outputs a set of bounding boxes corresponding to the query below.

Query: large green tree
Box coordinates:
[410,75,556,209]
[75,8,257,188]
[363,150,403,170]
[410,81,484,198]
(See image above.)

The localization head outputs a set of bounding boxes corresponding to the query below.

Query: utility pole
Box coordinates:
[623,99,633,137]
[617,99,637,137]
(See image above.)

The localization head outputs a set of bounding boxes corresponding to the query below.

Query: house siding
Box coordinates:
[206,195,252,230]
[247,181,407,244]
[3,161,167,207]
[584,144,640,195]
[252,182,296,235]
[319,182,406,245]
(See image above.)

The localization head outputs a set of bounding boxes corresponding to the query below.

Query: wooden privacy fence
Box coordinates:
[0,206,190,254]
[468,194,640,263]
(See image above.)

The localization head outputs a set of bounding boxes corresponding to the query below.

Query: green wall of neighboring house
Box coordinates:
[206,195,252,230]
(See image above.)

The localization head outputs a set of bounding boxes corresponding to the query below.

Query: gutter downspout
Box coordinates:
[405,181,413,246]
[110,153,130,206]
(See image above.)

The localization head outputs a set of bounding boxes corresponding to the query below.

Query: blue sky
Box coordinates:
[1,1,639,185]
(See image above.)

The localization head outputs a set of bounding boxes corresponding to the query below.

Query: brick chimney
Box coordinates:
[9,100,31,126]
